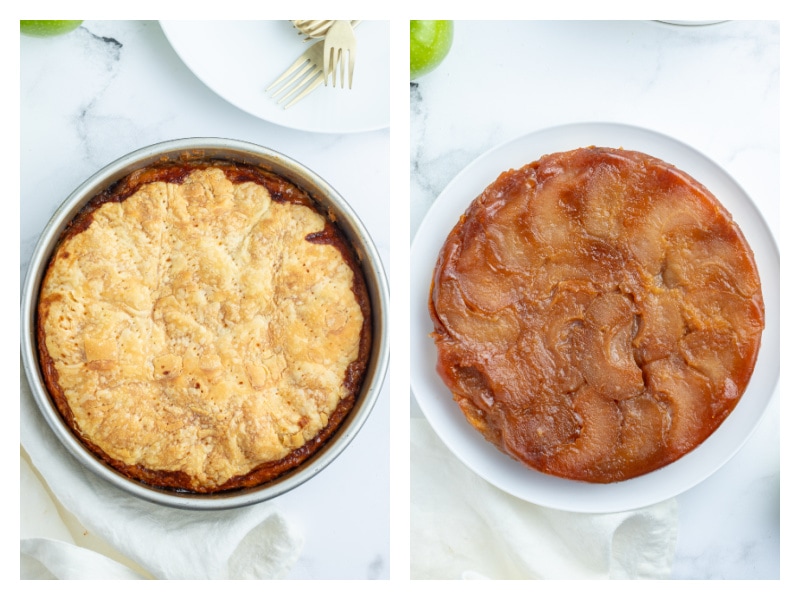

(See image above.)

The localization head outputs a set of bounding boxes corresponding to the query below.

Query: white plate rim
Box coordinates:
[159,20,389,134]
[410,121,780,513]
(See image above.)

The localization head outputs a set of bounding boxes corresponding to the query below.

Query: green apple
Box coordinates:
[20,20,83,37]
[410,20,453,81]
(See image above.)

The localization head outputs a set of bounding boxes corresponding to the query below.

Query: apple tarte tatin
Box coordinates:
[429,147,764,482]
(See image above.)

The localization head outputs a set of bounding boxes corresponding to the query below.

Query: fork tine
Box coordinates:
[333,49,341,88]
[327,47,343,88]
[331,49,353,89]
[323,45,332,87]
[322,20,357,88]
[268,60,314,97]
[266,23,360,109]
[272,66,316,101]
[283,73,325,109]
[267,53,312,92]
[266,37,327,108]
[347,49,355,89]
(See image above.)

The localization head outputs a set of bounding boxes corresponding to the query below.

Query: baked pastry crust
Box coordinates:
[38,162,371,493]
[429,147,764,483]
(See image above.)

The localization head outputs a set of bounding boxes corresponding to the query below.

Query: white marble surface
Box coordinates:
[410,20,780,579]
[20,20,388,579]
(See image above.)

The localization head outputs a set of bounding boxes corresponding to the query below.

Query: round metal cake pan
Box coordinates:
[21,137,389,510]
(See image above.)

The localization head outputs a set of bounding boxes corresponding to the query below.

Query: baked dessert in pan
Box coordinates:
[37,160,372,493]
[429,147,764,483]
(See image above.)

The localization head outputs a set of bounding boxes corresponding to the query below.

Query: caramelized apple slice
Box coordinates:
[540,280,597,393]
[682,288,765,337]
[543,386,622,481]
[577,292,644,400]
[615,394,669,472]
[455,219,523,312]
[526,175,582,250]
[632,289,685,364]
[437,361,496,414]
[431,279,520,348]
[627,186,714,276]
[645,357,712,454]
[581,159,631,240]
[663,233,761,297]
[481,183,544,274]
[679,328,752,416]
[498,395,583,466]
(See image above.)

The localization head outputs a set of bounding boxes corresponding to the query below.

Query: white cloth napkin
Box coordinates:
[20,362,303,579]
[411,417,678,579]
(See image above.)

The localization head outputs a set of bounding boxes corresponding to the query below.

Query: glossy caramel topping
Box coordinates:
[429,147,764,482]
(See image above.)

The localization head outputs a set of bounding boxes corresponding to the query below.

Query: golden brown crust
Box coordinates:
[38,162,371,493]
[429,147,764,483]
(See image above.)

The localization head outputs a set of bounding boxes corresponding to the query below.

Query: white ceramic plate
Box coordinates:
[410,122,780,513]
[160,21,388,134]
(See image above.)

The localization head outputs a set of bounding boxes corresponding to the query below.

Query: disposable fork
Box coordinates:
[292,20,335,41]
[266,38,327,109]
[267,21,361,108]
[323,20,357,89]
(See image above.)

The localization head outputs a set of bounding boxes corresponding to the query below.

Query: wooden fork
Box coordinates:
[323,20,358,89]
[266,38,327,109]
[291,20,335,41]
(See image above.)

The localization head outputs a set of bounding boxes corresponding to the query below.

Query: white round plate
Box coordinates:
[410,122,779,513]
[160,21,388,134]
